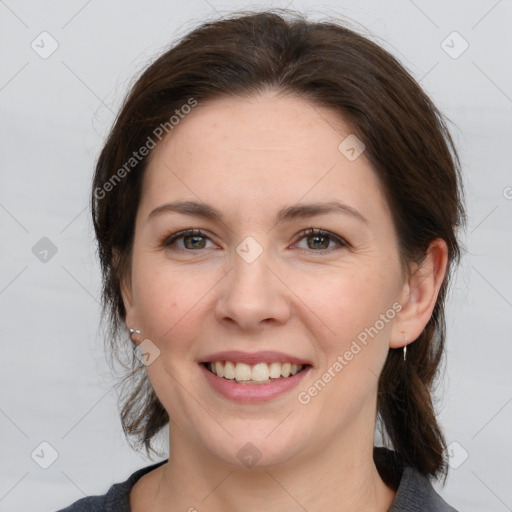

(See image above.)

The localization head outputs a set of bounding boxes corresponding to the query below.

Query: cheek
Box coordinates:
[131,256,222,348]
[304,271,395,413]
[300,264,398,374]
[304,264,395,329]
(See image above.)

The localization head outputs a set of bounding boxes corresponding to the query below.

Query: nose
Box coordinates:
[214,246,291,331]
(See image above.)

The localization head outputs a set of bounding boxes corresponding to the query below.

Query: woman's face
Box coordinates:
[122,91,408,468]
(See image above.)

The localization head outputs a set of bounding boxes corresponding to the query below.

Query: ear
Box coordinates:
[113,248,138,335]
[390,238,449,349]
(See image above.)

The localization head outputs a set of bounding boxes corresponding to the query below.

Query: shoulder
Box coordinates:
[55,459,168,512]
[374,447,459,512]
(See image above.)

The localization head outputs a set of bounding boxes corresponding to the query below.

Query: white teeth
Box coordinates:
[234,362,252,381]
[269,362,281,378]
[224,361,235,380]
[215,362,224,378]
[252,363,269,381]
[206,361,304,383]
[281,363,291,378]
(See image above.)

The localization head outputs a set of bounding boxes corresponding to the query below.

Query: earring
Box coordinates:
[128,327,141,343]
[401,331,408,362]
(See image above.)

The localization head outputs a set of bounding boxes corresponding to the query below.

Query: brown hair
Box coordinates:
[91,9,465,481]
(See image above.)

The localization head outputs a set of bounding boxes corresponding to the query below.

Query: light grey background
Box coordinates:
[1,1,511,511]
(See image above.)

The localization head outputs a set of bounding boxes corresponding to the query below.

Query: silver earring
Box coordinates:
[128,328,141,343]
[403,335,408,362]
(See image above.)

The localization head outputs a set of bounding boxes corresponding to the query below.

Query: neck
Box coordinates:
[153,422,396,512]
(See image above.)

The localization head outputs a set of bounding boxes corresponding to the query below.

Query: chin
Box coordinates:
[199,422,310,470]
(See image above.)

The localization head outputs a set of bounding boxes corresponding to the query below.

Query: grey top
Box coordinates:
[55,448,459,511]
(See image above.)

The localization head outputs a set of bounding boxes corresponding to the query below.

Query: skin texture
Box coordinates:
[123,90,448,512]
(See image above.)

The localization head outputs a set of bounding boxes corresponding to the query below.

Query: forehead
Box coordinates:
[139,92,389,225]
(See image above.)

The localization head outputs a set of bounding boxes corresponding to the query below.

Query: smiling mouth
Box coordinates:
[203,361,308,385]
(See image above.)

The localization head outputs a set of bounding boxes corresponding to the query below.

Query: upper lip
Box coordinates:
[198,350,312,366]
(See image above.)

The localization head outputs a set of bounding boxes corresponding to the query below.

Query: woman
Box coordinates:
[57,9,464,512]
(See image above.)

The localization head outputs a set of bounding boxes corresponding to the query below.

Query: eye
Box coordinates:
[161,229,216,251]
[160,227,349,253]
[293,227,348,253]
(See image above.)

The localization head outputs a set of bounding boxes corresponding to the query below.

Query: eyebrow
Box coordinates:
[146,200,368,225]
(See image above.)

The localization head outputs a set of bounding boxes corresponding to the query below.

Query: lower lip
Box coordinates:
[200,364,311,403]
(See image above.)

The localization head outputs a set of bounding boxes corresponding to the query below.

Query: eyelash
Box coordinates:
[160,227,349,254]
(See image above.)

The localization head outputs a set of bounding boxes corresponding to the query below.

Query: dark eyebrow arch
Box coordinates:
[146,200,368,225]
